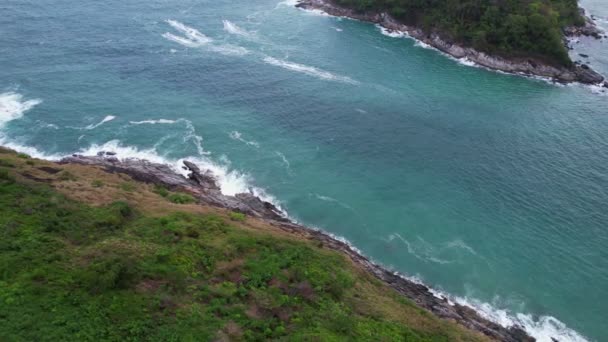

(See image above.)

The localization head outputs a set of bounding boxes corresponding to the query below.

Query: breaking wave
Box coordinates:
[263,57,359,84]
[222,20,256,39]
[163,19,250,56]
[163,19,213,47]
[0,92,42,126]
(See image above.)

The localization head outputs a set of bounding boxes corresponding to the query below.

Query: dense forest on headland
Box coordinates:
[334,0,585,66]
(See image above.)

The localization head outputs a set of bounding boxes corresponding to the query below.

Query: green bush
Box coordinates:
[120,182,136,192]
[153,185,170,197]
[91,179,104,188]
[229,211,246,222]
[58,170,77,181]
[168,192,196,204]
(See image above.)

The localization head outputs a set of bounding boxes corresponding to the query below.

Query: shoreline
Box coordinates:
[60,152,534,342]
[295,0,607,86]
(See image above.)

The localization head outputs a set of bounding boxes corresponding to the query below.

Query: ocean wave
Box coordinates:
[263,57,359,84]
[447,295,590,342]
[378,26,407,39]
[164,19,212,46]
[0,92,42,126]
[163,20,250,56]
[129,119,177,125]
[208,44,250,56]
[222,20,256,39]
[275,0,299,8]
[229,130,259,148]
[85,115,116,130]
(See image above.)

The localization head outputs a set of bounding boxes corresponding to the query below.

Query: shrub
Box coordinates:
[229,212,246,222]
[91,180,104,188]
[0,169,14,182]
[168,193,196,204]
[17,153,30,159]
[58,171,77,181]
[120,182,136,192]
[153,185,170,197]
[0,159,15,168]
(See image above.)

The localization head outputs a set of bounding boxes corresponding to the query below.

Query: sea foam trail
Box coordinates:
[0,92,42,126]
[222,20,255,39]
[163,20,250,56]
[129,119,177,125]
[165,19,212,45]
[229,130,259,148]
[263,57,359,84]
[85,115,116,130]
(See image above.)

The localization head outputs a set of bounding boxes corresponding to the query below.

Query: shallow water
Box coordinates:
[2,0,608,340]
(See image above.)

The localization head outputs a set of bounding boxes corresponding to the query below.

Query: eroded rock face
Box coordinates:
[296,0,604,85]
[60,153,534,342]
[60,154,286,221]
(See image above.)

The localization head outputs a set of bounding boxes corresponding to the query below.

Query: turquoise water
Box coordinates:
[2,0,608,340]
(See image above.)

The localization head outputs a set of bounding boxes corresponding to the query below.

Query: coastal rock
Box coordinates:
[183,160,221,192]
[59,154,287,221]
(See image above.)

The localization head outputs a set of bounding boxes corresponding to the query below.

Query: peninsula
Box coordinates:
[297,0,607,84]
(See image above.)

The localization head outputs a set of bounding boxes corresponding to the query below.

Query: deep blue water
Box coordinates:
[2,0,608,340]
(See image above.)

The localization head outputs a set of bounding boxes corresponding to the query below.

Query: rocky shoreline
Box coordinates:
[296,0,607,86]
[61,153,533,342]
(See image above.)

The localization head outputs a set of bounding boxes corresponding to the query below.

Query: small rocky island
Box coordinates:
[297,0,606,85]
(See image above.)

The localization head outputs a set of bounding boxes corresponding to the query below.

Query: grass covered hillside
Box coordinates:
[334,0,585,66]
[0,148,489,341]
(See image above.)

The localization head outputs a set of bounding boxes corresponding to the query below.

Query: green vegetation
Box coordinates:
[92,180,105,188]
[229,211,247,222]
[0,149,487,341]
[167,192,196,204]
[336,0,584,66]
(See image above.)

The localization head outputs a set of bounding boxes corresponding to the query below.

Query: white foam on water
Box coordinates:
[275,0,298,8]
[85,115,116,130]
[0,92,42,126]
[130,119,177,125]
[165,19,213,45]
[163,20,249,56]
[229,130,259,148]
[208,44,250,56]
[275,151,291,169]
[378,26,407,38]
[263,56,359,84]
[222,20,256,39]
[445,238,477,256]
[447,295,591,342]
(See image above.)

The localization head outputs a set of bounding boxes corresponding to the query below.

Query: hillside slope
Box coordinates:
[0,147,535,341]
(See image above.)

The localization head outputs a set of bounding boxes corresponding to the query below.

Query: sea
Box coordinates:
[1,0,607,340]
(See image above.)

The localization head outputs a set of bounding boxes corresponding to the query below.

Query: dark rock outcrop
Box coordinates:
[60,153,534,342]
